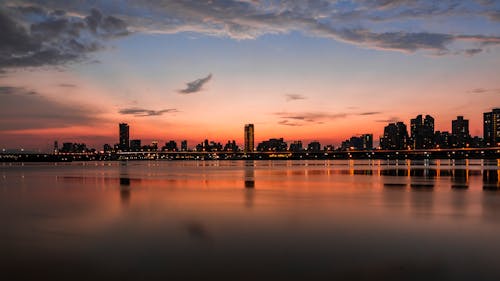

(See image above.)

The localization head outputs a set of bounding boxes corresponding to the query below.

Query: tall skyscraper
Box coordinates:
[119,123,130,151]
[452,116,470,148]
[484,108,500,147]
[244,124,254,153]
[410,114,434,149]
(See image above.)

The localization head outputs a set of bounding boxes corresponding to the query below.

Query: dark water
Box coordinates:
[1,159,499,281]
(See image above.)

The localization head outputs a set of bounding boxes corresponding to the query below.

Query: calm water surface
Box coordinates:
[1,160,499,280]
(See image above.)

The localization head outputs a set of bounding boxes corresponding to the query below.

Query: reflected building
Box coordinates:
[244,161,255,188]
[119,162,131,205]
[244,124,254,153]
[484,108,500,147]
[119,123,130,151]
[483,169,500,190]
[451,169,469,188]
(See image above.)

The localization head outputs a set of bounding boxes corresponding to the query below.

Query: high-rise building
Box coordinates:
[256,138,287,152]
[53,141,58,154]
[380,122,408,150]
[289,141,303,152]
[181,140,188,151]
[484,108,500,147]
[410,114,434,149]
[162,140,178,151]
[307,141,321,152]
[119,123,130,151]
[244,124,254,153]
[452,116,470,148]
[130,139,141,151]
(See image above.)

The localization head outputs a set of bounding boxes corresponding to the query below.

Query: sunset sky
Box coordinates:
[1,0,499,151]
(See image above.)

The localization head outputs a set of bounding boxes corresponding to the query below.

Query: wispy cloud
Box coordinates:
[467,88,500,94]
[59,83,77,88]
[376,117,402,123]
[179,73,212,94]
[118,107,178,117]
[359,111,382,116]
[275,110,382,126]
[285,94,306,101]
[275,111,348,126]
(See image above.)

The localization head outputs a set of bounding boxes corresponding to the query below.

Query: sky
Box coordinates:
[0,0,499,151]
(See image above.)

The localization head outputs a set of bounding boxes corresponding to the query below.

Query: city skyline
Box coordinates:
[24,108,499,153]
[0,1,499,150]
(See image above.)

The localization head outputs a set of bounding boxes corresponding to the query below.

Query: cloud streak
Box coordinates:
[276,110,382,126]
[467,88,500,94]
[285,94,306,101]
[179,73,212,94]
[119,107,178,117]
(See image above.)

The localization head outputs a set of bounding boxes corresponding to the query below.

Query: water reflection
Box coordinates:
[483,169,499,190]
[244,160,255,188]
[451,169,468,189]
[119,162,131,206]
[2,160,500,281]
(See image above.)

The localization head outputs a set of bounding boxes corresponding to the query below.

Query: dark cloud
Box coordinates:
[359,111,382,115]
[59,83,77,88]
[119,107,178,117]
[468,88,500,94]
[376,117,402,123]
[0,5,128,69]
[278,120,304,127]
[276,111,348,126]
[285,94,306,101]
[0,86,101,131]
[0,0,498,60]
[487,11,500,21]
[464,48,483,56]
[179,73,212,94]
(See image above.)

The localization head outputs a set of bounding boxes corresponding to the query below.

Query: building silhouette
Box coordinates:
[307,141,321,152]
[119,123,130,151]
[434,131,451,148]
[452,116,470,148]
[484,108,500,147]
[130,139,141,151]
[162,140,178,151]
[380,122,408,150]
[181,140,188,151]
[244,124,254,153]
[257,138,287,152]
[410,115,434,149]
[223,140,238,152]
[289,141,303,152]
[341,134,373,151]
